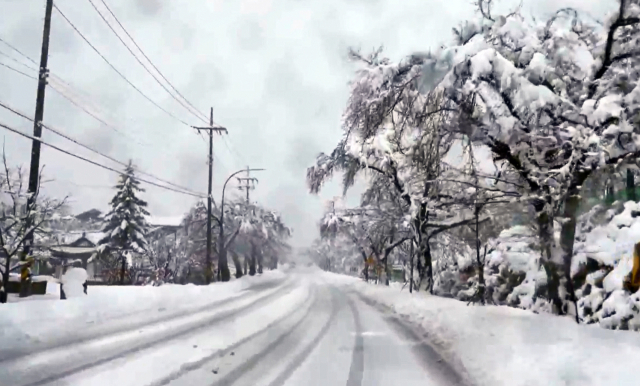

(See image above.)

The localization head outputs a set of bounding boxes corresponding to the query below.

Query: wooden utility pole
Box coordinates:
[21,0,54,297]
[236,166,258,202]
[192,108,227,284]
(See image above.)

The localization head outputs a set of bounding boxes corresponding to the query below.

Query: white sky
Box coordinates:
[0,0,614,248]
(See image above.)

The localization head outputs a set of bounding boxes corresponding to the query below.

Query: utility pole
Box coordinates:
[192,108,227,285]
[20,0,54,298]
[236,166,258,202]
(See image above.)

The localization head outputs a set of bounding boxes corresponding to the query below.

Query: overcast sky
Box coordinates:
[0,0,614,248]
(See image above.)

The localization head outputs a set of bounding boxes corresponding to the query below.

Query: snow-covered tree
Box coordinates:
[226,200,292,277]
[97,161,150,285]
[0,152,66,303]
[416,0,640,316]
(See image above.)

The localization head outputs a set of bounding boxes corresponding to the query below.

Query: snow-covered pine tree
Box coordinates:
[98,160,150,285]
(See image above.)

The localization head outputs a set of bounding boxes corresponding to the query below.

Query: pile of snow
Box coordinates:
[322,271,640,386]
[0,270,286,352]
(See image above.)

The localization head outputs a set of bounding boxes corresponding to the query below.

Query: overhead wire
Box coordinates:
[98,0,208,122]
[86,0,208,125]
[0,120,206,198]
[52,2,194,128]
[0,36,38,66]
[2,19,233,192]
[0,100,206,197]
[0,50,155,147]
[0,61,35,80]
[0,49,227,189]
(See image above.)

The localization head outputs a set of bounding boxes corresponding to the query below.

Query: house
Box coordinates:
[146,215,184,236]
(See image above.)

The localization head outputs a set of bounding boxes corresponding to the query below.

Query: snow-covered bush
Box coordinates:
[462,201,640,330]
[573,201,640,330]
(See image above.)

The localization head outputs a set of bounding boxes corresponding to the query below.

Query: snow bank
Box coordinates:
[0,270,286,350]
[322,272,640,386]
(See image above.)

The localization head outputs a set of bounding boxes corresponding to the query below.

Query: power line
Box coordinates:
[0,119,206,198]
[87,0,208,124]
[0,49,227,186]
[0,61,36,80]
[0,36,38,66]
[98,0,208,122]
[0,50,36,72]
[0,100,206,197]
[0,56,154,148]
[52,2,194,128]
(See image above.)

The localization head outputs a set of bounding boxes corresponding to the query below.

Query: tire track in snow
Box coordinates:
[0,277,289,363]
[355,292,471,386]
[345,294,364,386]
[208,285,338,386]
[264,286,341,386]
[10,279,296,386]
[145,284,318,386]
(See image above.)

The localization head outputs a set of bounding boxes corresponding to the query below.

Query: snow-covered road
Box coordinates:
[1,270,461,386]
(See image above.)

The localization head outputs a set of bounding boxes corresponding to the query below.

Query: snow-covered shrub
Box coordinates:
[573,201,640,330]
[469,201,640,329]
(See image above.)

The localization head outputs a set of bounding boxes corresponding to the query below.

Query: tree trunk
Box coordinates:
[249,243,257,276]
[230,251,243,279]
[409,241,414,293]
[257,251,263,274]
[360,250,368,282]
[218,226,231,282]
[243,256,248,276]
[537,209,563,314]
[120,253,126,285]
[1,253,11,303]
[218,246,231,282]
[559,187,581,323]
[627,169,637,202]
[249,256,256,275]
[475,205,485,304]
[385,257,390,286]
[425,242,434,294]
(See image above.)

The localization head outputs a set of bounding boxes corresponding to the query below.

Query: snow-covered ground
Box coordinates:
[0,270,286,356]
[321,270,640,386]
[0,269,453,386]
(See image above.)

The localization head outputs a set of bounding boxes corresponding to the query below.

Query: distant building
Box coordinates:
[75,209,103,223]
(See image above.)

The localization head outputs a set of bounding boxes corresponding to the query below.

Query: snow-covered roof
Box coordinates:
[82,231,106,245]
[145,215,184,227]
[49,246,96,255]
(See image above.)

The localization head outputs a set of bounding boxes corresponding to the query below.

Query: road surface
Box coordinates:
[0,270,465,386]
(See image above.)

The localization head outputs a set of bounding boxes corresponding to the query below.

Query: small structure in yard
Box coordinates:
[47,232,103,280]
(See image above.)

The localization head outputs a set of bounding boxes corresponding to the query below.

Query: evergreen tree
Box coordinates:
[98,160,150,284]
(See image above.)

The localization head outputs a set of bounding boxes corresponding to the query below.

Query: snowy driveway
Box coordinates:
[0,270,462,386]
